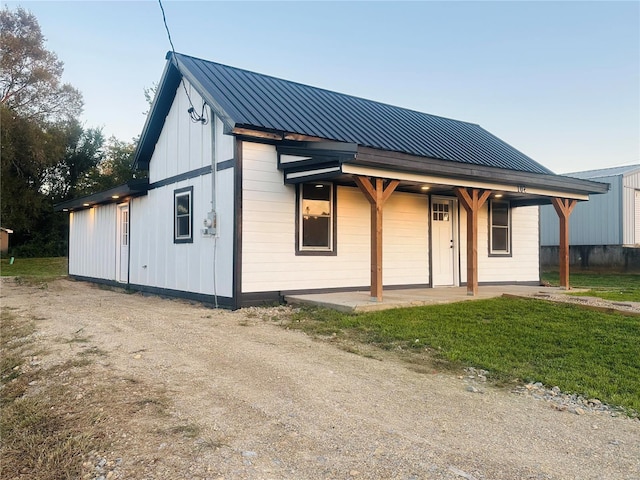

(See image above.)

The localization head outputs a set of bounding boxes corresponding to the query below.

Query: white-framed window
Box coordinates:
[174,186,193,243]
[489,200,511,255]
[297,183,335,255]
[121,209,129,246]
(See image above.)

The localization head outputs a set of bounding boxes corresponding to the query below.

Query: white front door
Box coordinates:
[117,204,129,283]
[432,198,456,286]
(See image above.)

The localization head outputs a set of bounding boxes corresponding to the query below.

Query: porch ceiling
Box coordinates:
[277,143,609,205]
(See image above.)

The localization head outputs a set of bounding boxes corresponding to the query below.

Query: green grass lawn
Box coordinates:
[290,298,640,414]
[0,257,68,277]
[542,271,640,302]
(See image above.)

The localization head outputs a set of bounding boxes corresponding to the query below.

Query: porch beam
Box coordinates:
[454,187,492,296]
[353,176,399,301]
[551,197,577,289]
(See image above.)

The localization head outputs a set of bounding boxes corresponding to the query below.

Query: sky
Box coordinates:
[5,0,639,174]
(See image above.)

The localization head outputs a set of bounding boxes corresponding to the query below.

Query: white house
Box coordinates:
[540,165,640,271]
[56,52,608,308]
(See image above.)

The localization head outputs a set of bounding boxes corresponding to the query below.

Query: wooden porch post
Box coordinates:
[551,197,577,289]
[454,187,492,296]
[353,176,399,301]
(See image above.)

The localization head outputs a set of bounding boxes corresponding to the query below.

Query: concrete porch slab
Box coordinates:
[285,285,570,313]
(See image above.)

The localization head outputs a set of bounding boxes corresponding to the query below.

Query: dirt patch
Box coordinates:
[1,278,639,479]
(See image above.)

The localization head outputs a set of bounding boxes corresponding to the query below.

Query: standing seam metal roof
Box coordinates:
[174,53,553,175]
[566,165,640,179]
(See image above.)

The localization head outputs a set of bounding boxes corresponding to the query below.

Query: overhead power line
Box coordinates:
[157,0,208,124]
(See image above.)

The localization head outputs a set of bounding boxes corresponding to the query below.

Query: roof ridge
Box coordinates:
[171,52,481,128]
[565,164,640,177]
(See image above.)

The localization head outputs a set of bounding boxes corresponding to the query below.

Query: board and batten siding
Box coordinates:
[69,204,118,280]
[128,83,235,298]
[149,81,212,183]
[459,204,540,283]
[622,170,640,245]
[241,141,430,293]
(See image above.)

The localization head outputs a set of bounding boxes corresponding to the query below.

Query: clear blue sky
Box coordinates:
[6,1,639,174]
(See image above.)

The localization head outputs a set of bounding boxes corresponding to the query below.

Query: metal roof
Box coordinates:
[565,164,640,179]
[169,53,553,176]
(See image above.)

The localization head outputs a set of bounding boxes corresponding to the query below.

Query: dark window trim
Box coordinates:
[488,199,512,257]
[174,186,194,244]
[295,182,337,256]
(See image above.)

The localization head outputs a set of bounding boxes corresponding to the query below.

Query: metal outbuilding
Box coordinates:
[540,164,640,270]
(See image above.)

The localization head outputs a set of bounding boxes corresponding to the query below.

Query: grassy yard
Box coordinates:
[0,257,67,277]
[542,271,640,302]
[289,297,640,415]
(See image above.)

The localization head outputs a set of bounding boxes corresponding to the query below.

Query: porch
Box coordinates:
[285,284,569,313]
[276,142,609,302]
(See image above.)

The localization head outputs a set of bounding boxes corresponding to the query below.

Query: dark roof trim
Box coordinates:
[352,147,610,196]
[54,179,149,212]
[133,58,182,171]
[172,52,236,132]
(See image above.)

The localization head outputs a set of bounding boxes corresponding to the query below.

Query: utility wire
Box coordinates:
[157,0,208,124]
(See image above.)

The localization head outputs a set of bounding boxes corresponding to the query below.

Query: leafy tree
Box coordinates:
[74,135,137,194]
[0,6,84,256]
[0,6,82,123]
[0,104,67,255]
[98,136,137,188]
[42,122,105,200]
[0,7,138,257]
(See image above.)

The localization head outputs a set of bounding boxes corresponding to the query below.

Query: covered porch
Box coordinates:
[277,141,610,302]
[285,284,570,313]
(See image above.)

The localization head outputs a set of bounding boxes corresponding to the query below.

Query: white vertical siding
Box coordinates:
[540,174,620,246]
[149,81,212,183]
[622,171,640,245]
[241,141,430,293]
[68,204,117,280]
[128,103,235,298]
[459,204,539,283]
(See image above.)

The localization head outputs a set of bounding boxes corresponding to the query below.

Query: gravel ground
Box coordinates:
[2,278,639,480]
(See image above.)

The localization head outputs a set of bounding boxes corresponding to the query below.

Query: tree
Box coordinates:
[0,6,84,256]
[0,6,83,123]
[45,123,106,200]
[98,136,137,188]
[0,104,67,255]
[0,7,138,257]
[70,135,137,196]
[143,83,157,115]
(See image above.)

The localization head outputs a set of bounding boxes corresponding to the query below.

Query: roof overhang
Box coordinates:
[132,58,182,171]
[54,179,149,212]
[276,144,609,205]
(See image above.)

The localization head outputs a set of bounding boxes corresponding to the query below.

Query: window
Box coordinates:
[489,200,510,255]
[174,186,193,243]
[432,202,450,222]
[121,209,128,246]
[297,183,335,255]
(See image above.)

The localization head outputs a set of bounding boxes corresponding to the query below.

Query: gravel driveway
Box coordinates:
[3,278,639,479]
